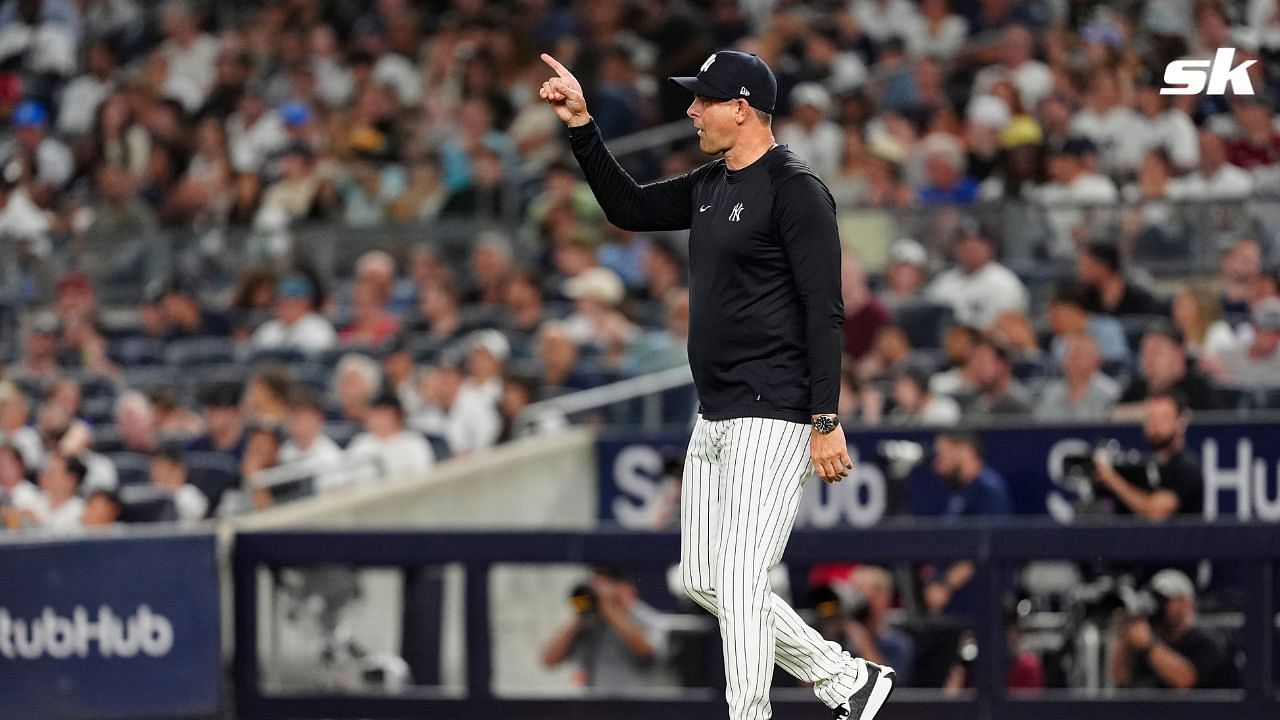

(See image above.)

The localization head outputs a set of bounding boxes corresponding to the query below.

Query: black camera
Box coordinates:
[1071,575,1169,625]
[1061,440,1151,511]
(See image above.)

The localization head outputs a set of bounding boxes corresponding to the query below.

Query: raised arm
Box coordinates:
[539,53,695,232]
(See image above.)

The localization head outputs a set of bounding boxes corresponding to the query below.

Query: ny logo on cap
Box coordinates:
[700,54,717,73]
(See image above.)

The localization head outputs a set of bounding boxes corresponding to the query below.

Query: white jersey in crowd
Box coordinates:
[926,261,1029,330]
[28,495,85,533]
[1070,106,1147,175]
[1035,172,1119,258]
[776,120,843,180]
[172,484,209,522]
[251,313,338,354]
[345,431,435,482]
[280,434,347,494]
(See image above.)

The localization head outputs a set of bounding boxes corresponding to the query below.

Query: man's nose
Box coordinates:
[687,101,698,119]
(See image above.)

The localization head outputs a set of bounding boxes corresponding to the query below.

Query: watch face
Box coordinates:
[814,416,837,434]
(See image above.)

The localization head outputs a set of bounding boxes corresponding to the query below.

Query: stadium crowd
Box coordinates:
[0,0,1274,540]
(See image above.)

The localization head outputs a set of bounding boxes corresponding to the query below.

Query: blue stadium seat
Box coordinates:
[185,452,240,515]
[92,425,125,454]
[894,301,954,350]
[423,433,451,462]
[122,366,180,395]
[120,497,177,524]
[249,347,309,366]
[82,396,117,425]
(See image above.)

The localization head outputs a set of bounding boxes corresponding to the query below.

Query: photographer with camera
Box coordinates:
[1092,390,1203,520]
[1109,569,1232,690]
[542,566,678,688]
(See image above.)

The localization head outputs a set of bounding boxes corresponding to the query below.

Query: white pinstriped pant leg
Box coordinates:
[680,416,859,719]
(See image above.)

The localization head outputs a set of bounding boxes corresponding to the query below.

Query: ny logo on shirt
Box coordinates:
[729,203,744,222]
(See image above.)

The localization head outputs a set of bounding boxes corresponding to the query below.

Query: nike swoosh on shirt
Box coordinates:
[699,205,712,212]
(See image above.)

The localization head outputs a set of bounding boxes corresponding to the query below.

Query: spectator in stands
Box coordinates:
[627,288,691,375]
[255,142,339,225]
[500,270,549,358]
[251,274,338,354]
[776,83,841,181]
[841,253,892,361]
[970,25,1052,112]
[243,368,292,425]
[1218,237,1263,320]
[562,266,637,366]
[462,330,509,406]
[887,365,960,426]
[846,566,916,687]
[148,387,203,442]
[925,220,1028,331]
[5,100,74,200]
[881,238,930,312]
[920,432,1012,615]
[1070,67,1146,177]
[149,443,208,522]
[0,444,38,524]
[23,453,88,533]
[441,145,514,220]
[243,423,284,509]
[1076,241,1166,317]
[0,382,41,469]
[1035,137,1119,259]
[917,133,980,204]
[930,325,982,398]
[904,0,968,60]
[15,312,61,386]
[1133,79,1199,173]
[963,339,1033,418]
[407,274,465,345]
[466,232,514,307]
[346,389,434,481]
[1114,326,1217,415]
[1181,129,1253,200]
[990,311,1043,367]
[1204,297,1280,388]
[332,353,381,424]
[86,162,157,237]
[81,489,122,528]
[387,152,447,221]
[1096,391,1204,520]
[228,267,277,339]
[857,325,913,383]
[54,271,97,334]
[542,566,677,688]
[339,274,400,347]
[115,391,157,453]
[1225,95,1280,171]
[1172,284,1236,359]
[160,277,232,339]
[638,238,685,305]
[535,320,601,394]
[281,388,343,468]
[188,382,247,461]
[1110,569,1233,690]
[1034,333,1120,422]
[1046,282,1130,369]
[381,334,417,414]
[498,373,568,442]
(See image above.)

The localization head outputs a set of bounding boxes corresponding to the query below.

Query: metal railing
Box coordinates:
[519,364,694,430]
[232,520,1280,720]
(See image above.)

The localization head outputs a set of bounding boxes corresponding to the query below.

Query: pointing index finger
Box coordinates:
[540,53,572,80]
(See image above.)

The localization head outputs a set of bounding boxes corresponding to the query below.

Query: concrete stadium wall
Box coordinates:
[228,427,604,694]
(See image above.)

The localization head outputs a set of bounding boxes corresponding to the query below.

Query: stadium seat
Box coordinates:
[894,302,954,350]
[108,336,166,366]
[119,497,178,524]
[323,421,361,447]
[164,336,237,367]
[185,452,241,516]
[249,347,309,366]
[422,433,451,462]
[82,397,117,425]
[122,366,181,395]
[107,452,151,485]
[92,425,125,454]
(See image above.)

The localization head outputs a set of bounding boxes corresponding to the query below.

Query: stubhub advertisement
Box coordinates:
[0,532,221,719]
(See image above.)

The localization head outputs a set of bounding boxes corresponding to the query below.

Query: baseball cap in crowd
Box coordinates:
[1252,297,1280,332]
[1148,568,1195,600]
[888,238,927,268]
[790,82,832,113]
[1144,320,1185,347]
[281,102,311,127]
[277,275,314,300]
[967,95,1011,130]
[467,329,511,363]
[564,266,625,306]
[669,50,778,114]
[12,100,46,127]
[30,311,59,336]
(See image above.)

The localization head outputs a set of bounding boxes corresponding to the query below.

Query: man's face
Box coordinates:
[276,296,309,324]
[39,456,74,498]
[1077,254,1106,285]
[1063,337,1100,382]
[287,406,323,445]
[1222,240,1261,283]
[966,345,1003,388]
[150,457,184,490]
[365,406,401,437]
[954,235,991,273]
[1144,396,1183,451]
[688,95,744,156]
[1140,335,1183,388]
[932,439,964,487]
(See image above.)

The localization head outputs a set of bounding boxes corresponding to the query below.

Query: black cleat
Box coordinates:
[832,658,897,720]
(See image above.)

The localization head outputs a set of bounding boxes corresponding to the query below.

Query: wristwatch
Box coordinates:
[812,414,839,435]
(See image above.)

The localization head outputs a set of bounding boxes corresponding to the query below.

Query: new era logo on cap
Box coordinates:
[669,50,778,114]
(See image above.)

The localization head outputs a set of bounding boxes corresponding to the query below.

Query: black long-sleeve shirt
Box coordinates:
[568,119,844,424]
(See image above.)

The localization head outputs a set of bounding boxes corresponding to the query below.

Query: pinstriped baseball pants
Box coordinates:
[680,416,859,719]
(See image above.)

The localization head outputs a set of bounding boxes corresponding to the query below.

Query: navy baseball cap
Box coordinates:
[669,51,777,114]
